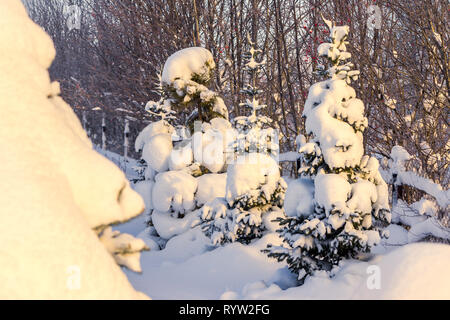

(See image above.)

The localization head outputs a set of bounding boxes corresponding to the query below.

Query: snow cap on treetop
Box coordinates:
[162,47,215,85]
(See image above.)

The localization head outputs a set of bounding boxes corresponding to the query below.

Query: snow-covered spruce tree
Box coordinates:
[265,18,391,282]
[134,48,232,246]
[201,36,286,245]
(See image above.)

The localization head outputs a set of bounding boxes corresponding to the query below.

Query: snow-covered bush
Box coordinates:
[0,0,147,298]
[226,154,285,210]
[134,48,233,244]
[201,154,286,245]
[266,18,391,282]
[146,129,231,242]
[135,117,232,239]
[134,47,231,181]
[381,146,449,243]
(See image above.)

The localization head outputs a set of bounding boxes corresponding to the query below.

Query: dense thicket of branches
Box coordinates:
[24,0,448,189]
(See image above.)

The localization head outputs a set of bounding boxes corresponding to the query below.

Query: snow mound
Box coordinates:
[162,47,215,84]
[125,232,283,299]
[0,0,145,299]
[361,243,450,299]
[234,243,450,299]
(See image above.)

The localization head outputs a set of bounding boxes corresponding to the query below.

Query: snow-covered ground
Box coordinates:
[103,150,450,300]
[116,207,450,299]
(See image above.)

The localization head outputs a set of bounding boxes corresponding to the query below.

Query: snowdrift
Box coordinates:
[234,242,450,300]
[0,0,146,299]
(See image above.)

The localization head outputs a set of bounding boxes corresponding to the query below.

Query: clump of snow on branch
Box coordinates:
[99,227,149,273]
[152,170,198,215]
[225,153,285,209]
[196,173,227,206]
[192,118,235,173]
[283,178,315,218]
[382,146,449,242]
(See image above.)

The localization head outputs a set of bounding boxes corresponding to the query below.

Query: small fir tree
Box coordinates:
[233,34,276,156]
[201,37,286,246]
